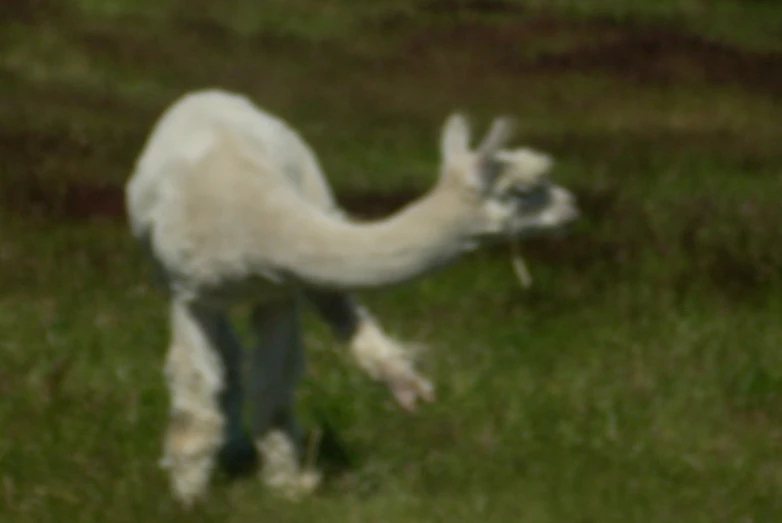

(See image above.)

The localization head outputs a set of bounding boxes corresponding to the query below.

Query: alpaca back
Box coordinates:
[126,89,341,240]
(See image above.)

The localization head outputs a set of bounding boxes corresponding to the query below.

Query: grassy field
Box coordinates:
[2,1,782,521]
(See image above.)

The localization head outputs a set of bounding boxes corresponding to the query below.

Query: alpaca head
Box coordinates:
[438,112,579,242]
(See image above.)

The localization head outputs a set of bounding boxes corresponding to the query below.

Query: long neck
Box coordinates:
[270,185,477,290]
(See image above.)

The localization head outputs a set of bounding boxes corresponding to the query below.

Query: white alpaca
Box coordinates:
[124,88,579,507]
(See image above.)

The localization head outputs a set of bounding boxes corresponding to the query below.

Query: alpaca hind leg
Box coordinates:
[248,297,321,499]
[306,290,435,412]
[159,300,235,507]
[212,314,257,477]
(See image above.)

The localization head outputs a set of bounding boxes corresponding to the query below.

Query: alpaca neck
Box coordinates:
[273,185,477,290]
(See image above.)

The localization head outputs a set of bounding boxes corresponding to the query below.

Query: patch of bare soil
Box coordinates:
[0,127,127,221]
[38,6,782,98]
[0,0,67,24]
[7,178,126,222]
[337,190,418,219]
[399,16,782,96]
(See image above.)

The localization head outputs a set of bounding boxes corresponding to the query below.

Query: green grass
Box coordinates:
[2,1,782,521]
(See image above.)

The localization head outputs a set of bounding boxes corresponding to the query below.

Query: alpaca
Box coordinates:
[124,88,579,507]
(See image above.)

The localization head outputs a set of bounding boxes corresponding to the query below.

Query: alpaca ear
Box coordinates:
[477,116,515,157]
[440,112,471,163]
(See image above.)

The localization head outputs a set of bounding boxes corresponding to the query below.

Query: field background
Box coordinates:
[2,1,782,521]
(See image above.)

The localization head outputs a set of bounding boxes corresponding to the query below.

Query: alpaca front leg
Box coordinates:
[306,291,435,412]
[160,300,231,507]
[248,299,321,499]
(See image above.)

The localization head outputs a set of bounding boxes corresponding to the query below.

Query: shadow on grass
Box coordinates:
[215,422,356,490]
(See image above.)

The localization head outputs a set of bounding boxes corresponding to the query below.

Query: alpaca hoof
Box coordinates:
[258,430,323,500]
[161,451,216,508]
[289,469,322,499]
[169,467,210,509]
[386,365,436,412]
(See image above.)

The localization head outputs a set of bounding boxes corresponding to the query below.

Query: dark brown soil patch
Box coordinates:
[528,30,782,94]
[398,16,782,96]
[0,0,68,25]
[337,190,418,219]
[4,177,125,222]
[422,0,527,16]
[0,126,130,222]
[0,127,91,167]
[52,9,782,99]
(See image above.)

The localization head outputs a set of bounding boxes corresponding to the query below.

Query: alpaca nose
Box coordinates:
[553,187,580,223]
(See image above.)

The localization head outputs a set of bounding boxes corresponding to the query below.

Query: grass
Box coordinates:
[2,1,782,521]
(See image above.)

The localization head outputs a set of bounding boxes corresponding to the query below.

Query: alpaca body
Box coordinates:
[125,88,579,506]
[128,90,340,301]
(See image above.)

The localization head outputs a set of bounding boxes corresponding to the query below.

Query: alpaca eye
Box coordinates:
[511,184,532,196]
[508,184,534,201]
[512,184,549,208]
